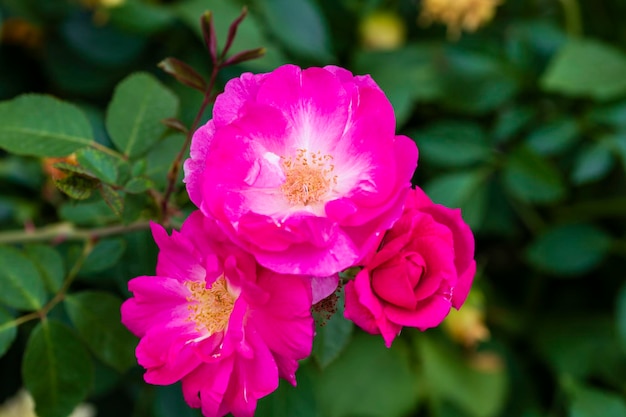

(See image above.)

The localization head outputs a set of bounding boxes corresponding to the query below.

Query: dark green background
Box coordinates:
[1,0,625,417]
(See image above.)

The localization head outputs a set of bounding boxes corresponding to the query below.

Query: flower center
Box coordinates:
[281,148,337,206]
[185,276,235,335]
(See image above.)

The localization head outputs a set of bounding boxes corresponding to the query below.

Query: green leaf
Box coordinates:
[424,169,489,229]
[418,337,507,417]
[502,146,566,204]
[526,118,579,155]
[60,12,145,67]
[54,174,98,200]
[53,161,95,178]
[259,0,333,61]
[109,0,174,35]
[0,94,94,157]
[153,384,202,417]
[58,200,119,226]
[158,57,207,92]
[355,47,440,126]
[565,381,626,417]
[256,366,317,417]
[106,72,179,159]
[99,184,124,217]
[75,147,119,184]
[144,132,186,187]
[526,224,611,276]
[124,177,155,194]
[492,105,536,144]
[23,245,65,293]
[541,38,626,101]
[437,48,519,115]
[608,131,626,170]
[312,291,353,368]
[0,246,47,310]
[588,100,626,129]
[316,333,419,417]
[571,140,614,185]
[0,306,17,357]
[22,320,93,417]
[80,238,127,275]
[65,291,137,373]
[414,121,492,167]
[534,316,623,380]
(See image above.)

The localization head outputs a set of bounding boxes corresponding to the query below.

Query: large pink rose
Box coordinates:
[121,211,314,417]
[184,64,417,276]
[344,187,476,347]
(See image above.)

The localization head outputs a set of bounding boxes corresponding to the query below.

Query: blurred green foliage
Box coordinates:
[0,0,626,417]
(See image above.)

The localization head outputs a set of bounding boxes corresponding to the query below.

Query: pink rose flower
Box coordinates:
[184,64,417,276]
[344,187,476,347]
[121,211,313,417]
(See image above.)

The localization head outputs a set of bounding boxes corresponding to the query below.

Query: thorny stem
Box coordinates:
[160,63,220,224]
[0,220,151,245]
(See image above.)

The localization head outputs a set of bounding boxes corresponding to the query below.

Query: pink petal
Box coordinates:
[213,72,268,127]
[122,276,189,336]
[311,274,339,304]
[249,272,313,360]
[138,325,202,385]
[256,65,350,151]
[452,260,476,309]
[253,229,359,276]
[184,121,215,208]
[344,270,402,347]
[424,206,476,281]
[385,294,452,331]
[344,279,379,336]
[182,359,234,415]
[221,331,279,417]
[371,260,422,309]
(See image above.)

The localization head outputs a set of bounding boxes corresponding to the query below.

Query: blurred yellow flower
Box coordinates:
[444,305,490,347]
[78,0,125,25]
[419,0,502,39]
[0,390,95,417]
[359,11,407,51]
[443,288,490,347]
[79,0,125,8]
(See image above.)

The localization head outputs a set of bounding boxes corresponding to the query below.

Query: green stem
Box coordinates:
[558,0,583,36]
[0,220,151,245]
[160,63,221,224]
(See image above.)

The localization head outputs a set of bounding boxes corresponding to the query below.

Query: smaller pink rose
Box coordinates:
[344,187,476,347]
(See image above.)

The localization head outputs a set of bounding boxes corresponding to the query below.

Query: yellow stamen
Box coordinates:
[281,149,337,206]
[186,276,235,335]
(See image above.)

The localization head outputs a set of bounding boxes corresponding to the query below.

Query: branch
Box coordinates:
[0,220,152,245]
[160,62,220,224]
